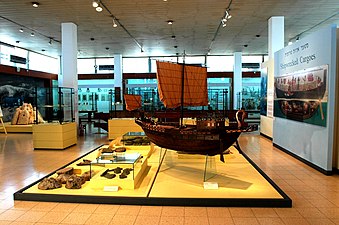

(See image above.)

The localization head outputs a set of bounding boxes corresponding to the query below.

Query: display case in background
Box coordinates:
[32,87,77,149]
[35,87,75,124]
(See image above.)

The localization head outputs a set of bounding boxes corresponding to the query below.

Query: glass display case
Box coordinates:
[91,152,142,180]
[35,87,75,124]
[122,132,150,146]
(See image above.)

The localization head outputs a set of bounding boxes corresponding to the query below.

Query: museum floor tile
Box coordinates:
[0,131,339,225]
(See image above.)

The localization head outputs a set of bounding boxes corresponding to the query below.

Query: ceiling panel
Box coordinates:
[0,0,338,58]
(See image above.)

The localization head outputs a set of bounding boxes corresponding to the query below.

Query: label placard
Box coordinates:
[203,182,218,190]
[103,186,119,192]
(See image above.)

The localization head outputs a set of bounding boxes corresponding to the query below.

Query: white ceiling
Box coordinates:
[0,0,338,58]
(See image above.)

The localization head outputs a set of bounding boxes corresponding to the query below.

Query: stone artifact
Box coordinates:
[76,159,92,166]
[119,173,127,179]
[65,175,83,189]
[119,168,133,179]
[100,169,116,179]
[38,177,62,190]
[112,167,123,174]
[114,147,126,152]
[81,170,92,182]
[56,167,74,175]
[122,168,133,175]
[11,103,44,125]
[101,147,114,153]
[56,173,71,184]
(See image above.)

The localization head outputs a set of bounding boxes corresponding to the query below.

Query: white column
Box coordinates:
[268,16,284,59]
[61,22,78,123]
[114,54,123,109]
[114,54,123,89]
[233,52,242,109]
[260,16,284,138]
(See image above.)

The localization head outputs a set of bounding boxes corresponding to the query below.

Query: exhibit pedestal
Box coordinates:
[33,122,77,149]
[108,118,143,140]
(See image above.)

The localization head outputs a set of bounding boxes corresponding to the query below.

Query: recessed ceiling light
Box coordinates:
[167,20,173,25]
[90,38,95,41]
[244,44,248,47]
[16,41,20,43]
[171,35,176,39]
[31,32,35,36]
[106,47,109,50]
[32,2,40,7]
[256,35,260,38]
[41,49,45,51]
[19,28,23,32]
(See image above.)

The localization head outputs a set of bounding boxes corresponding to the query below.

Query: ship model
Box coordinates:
[124,60,258,162]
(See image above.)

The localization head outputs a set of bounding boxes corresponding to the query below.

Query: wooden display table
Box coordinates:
[33,122,77,149]
[108,118,143,140]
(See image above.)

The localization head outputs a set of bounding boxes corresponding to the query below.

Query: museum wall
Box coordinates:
[273,24,337,172]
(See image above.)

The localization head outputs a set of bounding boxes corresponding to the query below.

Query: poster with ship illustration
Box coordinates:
[273,65,328,127]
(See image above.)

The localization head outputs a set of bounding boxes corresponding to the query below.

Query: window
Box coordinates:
[123,57,149,73]
[206,56,234,72]
[29,52,58,74]
[78,58,96,74]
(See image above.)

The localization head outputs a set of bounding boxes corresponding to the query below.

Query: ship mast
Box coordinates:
[180,52,185,127]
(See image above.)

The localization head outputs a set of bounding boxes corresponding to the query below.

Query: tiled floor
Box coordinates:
[0,129,339,225]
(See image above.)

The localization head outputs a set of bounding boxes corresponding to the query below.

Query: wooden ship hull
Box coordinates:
[135,118,254,158]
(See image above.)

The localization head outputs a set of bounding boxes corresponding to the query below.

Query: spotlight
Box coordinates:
[96,6,102,12]
[32,2,40,7]
[92,1,99,7]
[225,10,232,19]
[19,28,23,32]
[112,18,118,28]
[48,38,52,45]
[167,20,173,25]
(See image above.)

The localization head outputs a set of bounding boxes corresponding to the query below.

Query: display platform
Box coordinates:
[14,141,292,207]
[32,122,77,149]
[0,122,32,133]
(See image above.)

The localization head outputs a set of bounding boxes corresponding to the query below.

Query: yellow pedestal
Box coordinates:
[108,119,143,140]
[33,122,77,149]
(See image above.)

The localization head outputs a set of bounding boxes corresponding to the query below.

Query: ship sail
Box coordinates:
[124,94,142,111]
[156,61,208,108]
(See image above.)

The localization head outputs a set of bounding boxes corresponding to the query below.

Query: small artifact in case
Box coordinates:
[65,175,83,189]
[38,177,62,190]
